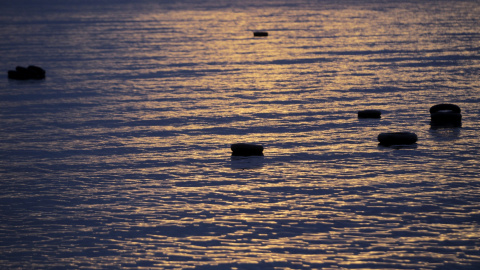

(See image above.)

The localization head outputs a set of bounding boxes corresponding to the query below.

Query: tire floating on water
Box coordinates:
[253,31,268,37]
[377,132,418,146]
[8,65,46,80]
[358,109,381,119]
[429,103,462,127]
[231,143,264,156]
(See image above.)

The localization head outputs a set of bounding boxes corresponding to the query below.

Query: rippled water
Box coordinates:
[1,0,479,269]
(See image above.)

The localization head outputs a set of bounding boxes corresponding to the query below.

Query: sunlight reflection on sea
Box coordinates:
[0,0,479,269]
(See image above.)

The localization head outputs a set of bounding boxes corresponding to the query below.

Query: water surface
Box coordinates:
[1,0,479,269]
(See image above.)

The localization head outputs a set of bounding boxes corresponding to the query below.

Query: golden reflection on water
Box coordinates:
[1,0,480,269]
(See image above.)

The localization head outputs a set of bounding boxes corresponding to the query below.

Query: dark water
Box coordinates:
[1,0,479,269]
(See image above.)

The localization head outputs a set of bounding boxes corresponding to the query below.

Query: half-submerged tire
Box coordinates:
[358,109,381,119]
[253,31,268,37]
[429,104,461,127]
[8,65,45,80]
[231,143,264,156]
[378,132,418,146]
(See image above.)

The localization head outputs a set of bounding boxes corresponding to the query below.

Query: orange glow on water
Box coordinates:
[1,0,480,269]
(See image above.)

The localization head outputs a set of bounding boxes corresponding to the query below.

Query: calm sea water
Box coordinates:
[1,0,479,269]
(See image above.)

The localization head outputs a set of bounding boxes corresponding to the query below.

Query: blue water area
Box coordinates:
[1,0,479,269]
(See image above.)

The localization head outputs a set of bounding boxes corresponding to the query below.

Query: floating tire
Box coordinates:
[253,31,268,37]
[429,104,462,127]
[8,65,45,80]
[231,143,264,156]
[358,109,381,119]
[377,132,418,146]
